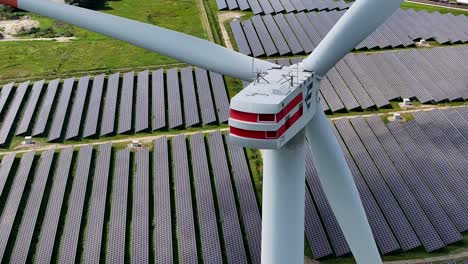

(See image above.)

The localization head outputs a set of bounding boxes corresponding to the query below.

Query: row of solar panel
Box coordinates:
[0,131,261,263]
[216,0,349,14]
[0,107,467,262]
[0,67,229,147]
[244,46,468,113]
[231,9,468,57]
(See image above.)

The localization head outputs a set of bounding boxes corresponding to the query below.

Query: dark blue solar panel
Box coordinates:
[83,74,105,138]
[16,80,44,135]
[35,147,74,264]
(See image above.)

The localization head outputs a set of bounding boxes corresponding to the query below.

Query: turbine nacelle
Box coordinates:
[229,64,321,149]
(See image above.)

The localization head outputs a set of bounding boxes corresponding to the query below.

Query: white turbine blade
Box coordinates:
[305,104,381,264]
[4,0,276,81]
[302,0,403,76]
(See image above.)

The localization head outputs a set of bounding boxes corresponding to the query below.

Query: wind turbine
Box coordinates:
[0,0,403,262]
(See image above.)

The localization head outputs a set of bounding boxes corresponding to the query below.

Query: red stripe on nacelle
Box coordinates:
[230,109,258,122]
[0,0,17,7]
[230,106,303,140]
[276,93,303,121]
[229,93,303,123]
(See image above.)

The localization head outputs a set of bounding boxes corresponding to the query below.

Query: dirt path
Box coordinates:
[218,11,244,49]
[405,0,468,11]
[197,0,214,42]
[0,128,230,156]
[384,251,468,264]
[0,37,76,42]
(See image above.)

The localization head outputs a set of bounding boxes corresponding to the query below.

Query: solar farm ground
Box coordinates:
[1,109,468,263]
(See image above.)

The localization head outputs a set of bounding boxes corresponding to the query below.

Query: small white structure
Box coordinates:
[393,113,403,121]
[403,98,412,106]
[131,140,141,148]
[419,39,429,46]
[24,136,34,145]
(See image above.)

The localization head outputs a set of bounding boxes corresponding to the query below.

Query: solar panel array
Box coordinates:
[217,0,349,14]
[231,9,468,57]
[1,113,468,261]
[263,46,468,113]
[0,67,229,148]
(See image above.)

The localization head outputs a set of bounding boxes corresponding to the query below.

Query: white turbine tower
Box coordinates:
[0,0,403,262]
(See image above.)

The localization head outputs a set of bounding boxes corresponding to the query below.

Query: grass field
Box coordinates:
[401,1,468,15]
[0,0,207,80]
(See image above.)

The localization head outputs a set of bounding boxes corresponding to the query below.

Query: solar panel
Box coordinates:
[132,147,150,263]
[284,13,314,53]
[380,52,433,103]
[135,70,150,132]
[230,19,252,55]
[189,133,223,263]
[237,0,250,10]
[117,72,134,134]
[325,67,359,111]
[330,124,400,254]
[404,119,468,214]
[304,187,333,259]
[0,153,15,199]
[48,78,75,141]
[66,75,90,139]
[304,147,349,256]
[248,0,263,15]
[107,148,130,264]
[406,50,461,101]
[225,136,263,263]
[241,20,266,57]
[427,109,468,156]
[207,131,247,263]
[318,78,345,113]
[100,73,120,136]
[0,151,35,260]
[268,0,284,13]
[354,54,399,101]
[419,49,468,100]
[350,117,444,252]
[258,0,274,14]
[216,0,227,9]
[366,115,462,245]
[171,134,198,263]
[194,68,216,125]
[152,69,166,130]
[335,118,420,251]
[209,72,230,123]
[334,58,375,109]
[16,80,44,135]
[153,137,173,263]
[180,67,200,127]
[295,12,323,47]
[226,0,238,10]
[393,51,447,102]
[289,0,306,11]
[83,74,105,138]
[0,81,29,146]
[34,147,74,264]
[82,143,111,263]
[167,68,183,129]
[0,83,14,116]
[10,150,54,264]
[262,14,291,55]
[386,121,468,233]
[273,14,303,54]
[279,0,295,13]
[58,145,93,263]
[343,55,389,108]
